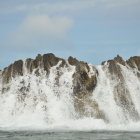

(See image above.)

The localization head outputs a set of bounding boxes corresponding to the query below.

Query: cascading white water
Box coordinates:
[0,60,140,131]
[0,61,76,129]
[120,65,140,117]
[93,65,126,124]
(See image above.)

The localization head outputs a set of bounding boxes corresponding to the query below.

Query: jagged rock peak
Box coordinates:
[102,55,140,68]
[1,53,140,84]
[126,56,140,70]
[2,53,96,84]
[68,56,90,72]
[25,53,66,72]
[114,55,125,65]
[102,55,125,66]
[2,53,67,84]
[2,60,23,84]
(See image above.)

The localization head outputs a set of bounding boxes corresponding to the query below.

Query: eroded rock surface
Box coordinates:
[68,56,104,119]
[2,53,66,84]
[2,60,23,84]
[102,55,140,121]
[1,53,140,122]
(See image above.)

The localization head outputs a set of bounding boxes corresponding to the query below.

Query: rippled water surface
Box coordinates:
[0,130,140,140]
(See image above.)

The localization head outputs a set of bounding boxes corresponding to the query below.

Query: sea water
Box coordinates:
[0,130,140,140]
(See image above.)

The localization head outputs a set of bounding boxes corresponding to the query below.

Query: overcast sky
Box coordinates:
[0,0,140,69]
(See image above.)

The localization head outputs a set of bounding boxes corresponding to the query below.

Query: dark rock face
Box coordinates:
[2,60,23,84]
[1,53,140,121]
[102,55,140,121]
[126,56,140,70]
[1,54,104,119]
[25,53,66,74]
[126,56,140,79]
[2,53,66,83]
[68,56,97,95]
[43,53,66,73]
[102,55,125,79]
[68,56,105,119]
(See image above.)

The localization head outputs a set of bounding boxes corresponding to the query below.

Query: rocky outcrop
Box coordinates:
[126,56,140,78]
[1,53,140,121]
[1,54,104,119]
[68,56,105,119]
[102,55,140,121]
[68,56,97,96]
[126,56,140,70]
[2,60,23,84]
[2,53,66,84]
[102,55,125,78]
[25,53,66,74]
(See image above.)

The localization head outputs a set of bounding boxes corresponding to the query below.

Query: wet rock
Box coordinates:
[12,60,23,76]
[114,55,126,66]
[102,55,126,80]
[126,56,140,71]
[42,53,66,74]
[102,55,140,121]
[68,56,97,95]
[25,53,66,75]
[68,56,105,119]
[2,60,23,84]
[1,53,140,121]
[25,58,33,73]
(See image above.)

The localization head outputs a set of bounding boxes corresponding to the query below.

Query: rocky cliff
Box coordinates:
[102,55,140,121]
[0,53,140,123]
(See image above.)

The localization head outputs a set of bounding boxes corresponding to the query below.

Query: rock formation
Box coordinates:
[102,55,140,121]
[0,53,140,122]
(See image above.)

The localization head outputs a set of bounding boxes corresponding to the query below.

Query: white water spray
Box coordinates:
[0,59,140,131]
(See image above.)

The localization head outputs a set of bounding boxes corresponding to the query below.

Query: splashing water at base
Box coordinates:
[0,59,140,132]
